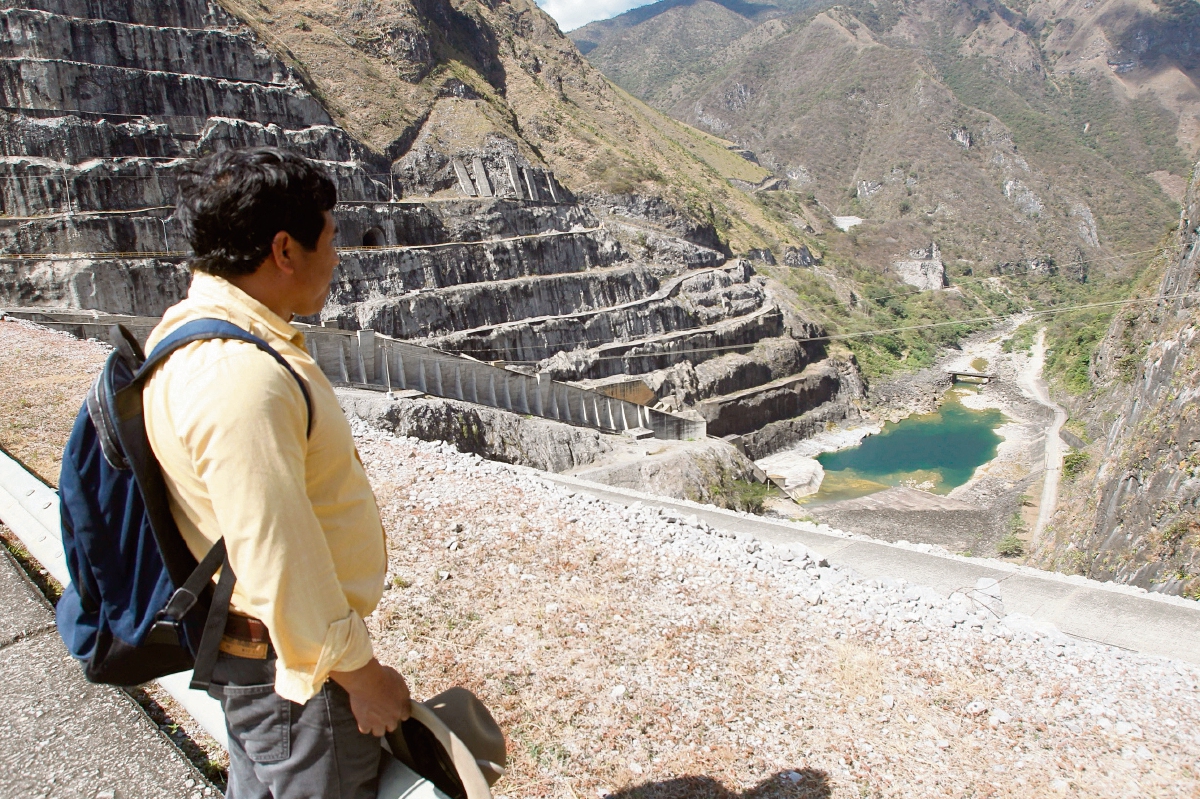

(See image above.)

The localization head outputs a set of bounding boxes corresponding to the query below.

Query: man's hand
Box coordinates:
[330,658,412,736]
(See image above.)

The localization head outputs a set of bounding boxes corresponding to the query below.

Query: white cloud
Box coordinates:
[536,0,656,32]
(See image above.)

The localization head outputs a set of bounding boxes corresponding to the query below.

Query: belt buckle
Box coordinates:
[219,635,270,660]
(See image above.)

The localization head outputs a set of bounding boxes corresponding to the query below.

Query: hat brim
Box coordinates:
[391,703,492,799]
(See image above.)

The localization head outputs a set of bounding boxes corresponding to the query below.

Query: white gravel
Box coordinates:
[353,422,1200,799]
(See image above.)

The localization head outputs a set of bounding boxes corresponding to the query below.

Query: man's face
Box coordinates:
[292,210,339,317]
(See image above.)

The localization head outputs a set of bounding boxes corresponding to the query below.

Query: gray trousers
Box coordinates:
[208,653,382,799]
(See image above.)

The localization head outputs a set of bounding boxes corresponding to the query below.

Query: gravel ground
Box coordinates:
[358,425,1200,799]
[3,320,1200,798]
[0,316,109,485]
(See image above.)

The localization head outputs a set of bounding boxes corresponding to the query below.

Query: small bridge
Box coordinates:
[948,370,998,384]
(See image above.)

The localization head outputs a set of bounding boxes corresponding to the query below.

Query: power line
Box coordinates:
[770,245,1170,317]
[464,289,1199,365]
[0,237,1172,355]
[430,247,1173,355]
[0,170,398,182]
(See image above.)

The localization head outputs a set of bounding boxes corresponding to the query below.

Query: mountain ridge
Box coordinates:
[572,0,1192,298]
[212,0,804,254]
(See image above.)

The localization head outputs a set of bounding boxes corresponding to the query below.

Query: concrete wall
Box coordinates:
[301,326,707,441]
[0,308,707,441]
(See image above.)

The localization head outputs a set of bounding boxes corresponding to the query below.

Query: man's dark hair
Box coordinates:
[176,147,337,277]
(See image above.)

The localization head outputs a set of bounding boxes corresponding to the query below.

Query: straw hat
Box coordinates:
[386,687,507,799]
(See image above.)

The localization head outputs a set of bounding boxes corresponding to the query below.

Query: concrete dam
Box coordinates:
[0,0,863,481]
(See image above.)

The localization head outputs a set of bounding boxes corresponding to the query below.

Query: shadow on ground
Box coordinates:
[606,769,831,799]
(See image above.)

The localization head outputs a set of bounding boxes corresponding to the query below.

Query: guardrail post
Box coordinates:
[357,329,375,383]
[336,340,350,383]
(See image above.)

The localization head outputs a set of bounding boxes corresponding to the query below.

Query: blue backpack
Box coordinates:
[56,319,311,688]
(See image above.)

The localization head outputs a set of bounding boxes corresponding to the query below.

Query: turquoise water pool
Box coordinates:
[811,390,1007,504]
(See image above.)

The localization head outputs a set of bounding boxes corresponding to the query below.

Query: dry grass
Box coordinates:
[358,428,1200,799]
[0,318,108,485]
[214,0,796,254]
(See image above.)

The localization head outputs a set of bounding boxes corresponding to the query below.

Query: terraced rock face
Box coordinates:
[0,0,860,460]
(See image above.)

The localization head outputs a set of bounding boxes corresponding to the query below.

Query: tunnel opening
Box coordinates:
[363,227,386,247]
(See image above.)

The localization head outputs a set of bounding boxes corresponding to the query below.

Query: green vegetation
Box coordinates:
[997,514,1027,557]
[1001,322,1038,354]
[1,530,62,605]
[770,253,998,379]
[584,151,665,194]
[1062,450,1089,481]
[843,0,902,34]
[997,531,1026,558]
[1063,417,1091,443]
[1156,516,1199,558]
[1043,309,1114,394]
[712,479,775,514]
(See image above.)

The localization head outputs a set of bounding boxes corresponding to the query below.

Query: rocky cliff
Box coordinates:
[1036,160,1200,597]
[0,0,864,467]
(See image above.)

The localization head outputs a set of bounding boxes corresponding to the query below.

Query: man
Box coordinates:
[143,147,409,798]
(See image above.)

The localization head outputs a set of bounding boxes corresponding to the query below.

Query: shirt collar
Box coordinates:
[187,271,306,348]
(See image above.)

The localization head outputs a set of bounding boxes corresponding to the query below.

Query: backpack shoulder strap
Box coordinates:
[139,318,313,437]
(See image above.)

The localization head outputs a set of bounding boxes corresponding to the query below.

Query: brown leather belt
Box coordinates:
[219,612,272,660]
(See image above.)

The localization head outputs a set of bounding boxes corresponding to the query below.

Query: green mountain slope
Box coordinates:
[573,0,1198,385]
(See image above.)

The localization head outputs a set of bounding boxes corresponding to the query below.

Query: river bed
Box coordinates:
[756,319,1054,556]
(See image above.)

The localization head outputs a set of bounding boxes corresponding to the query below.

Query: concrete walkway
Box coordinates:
[540,470,1200,665]
[0,531,213,799]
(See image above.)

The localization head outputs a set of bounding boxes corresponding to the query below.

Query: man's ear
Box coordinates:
[270,230,295,276]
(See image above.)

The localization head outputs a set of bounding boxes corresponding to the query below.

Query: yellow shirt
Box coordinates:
[143,272,386,703]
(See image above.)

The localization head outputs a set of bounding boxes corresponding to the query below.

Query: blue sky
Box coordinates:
[536,0,655,31]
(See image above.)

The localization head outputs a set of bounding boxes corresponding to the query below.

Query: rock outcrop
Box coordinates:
[337,387,614,474]
[1038,164,1200,596]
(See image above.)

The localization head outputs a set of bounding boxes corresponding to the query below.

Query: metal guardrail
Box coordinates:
[303,327,706,441]
[2,309,707,441]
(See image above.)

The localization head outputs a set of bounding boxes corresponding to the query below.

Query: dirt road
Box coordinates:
[1018,328,1068,545]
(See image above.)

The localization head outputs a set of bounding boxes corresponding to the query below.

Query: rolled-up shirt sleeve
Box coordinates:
[171,349,374,702]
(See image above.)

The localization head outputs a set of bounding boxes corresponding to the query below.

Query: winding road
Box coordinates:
[1018,329,1068,546]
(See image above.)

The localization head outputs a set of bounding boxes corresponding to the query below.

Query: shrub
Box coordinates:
[713,479,772,514]
[1000,322,1038,354]
[996,531,1025,557]
[1062,450,1088,480]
